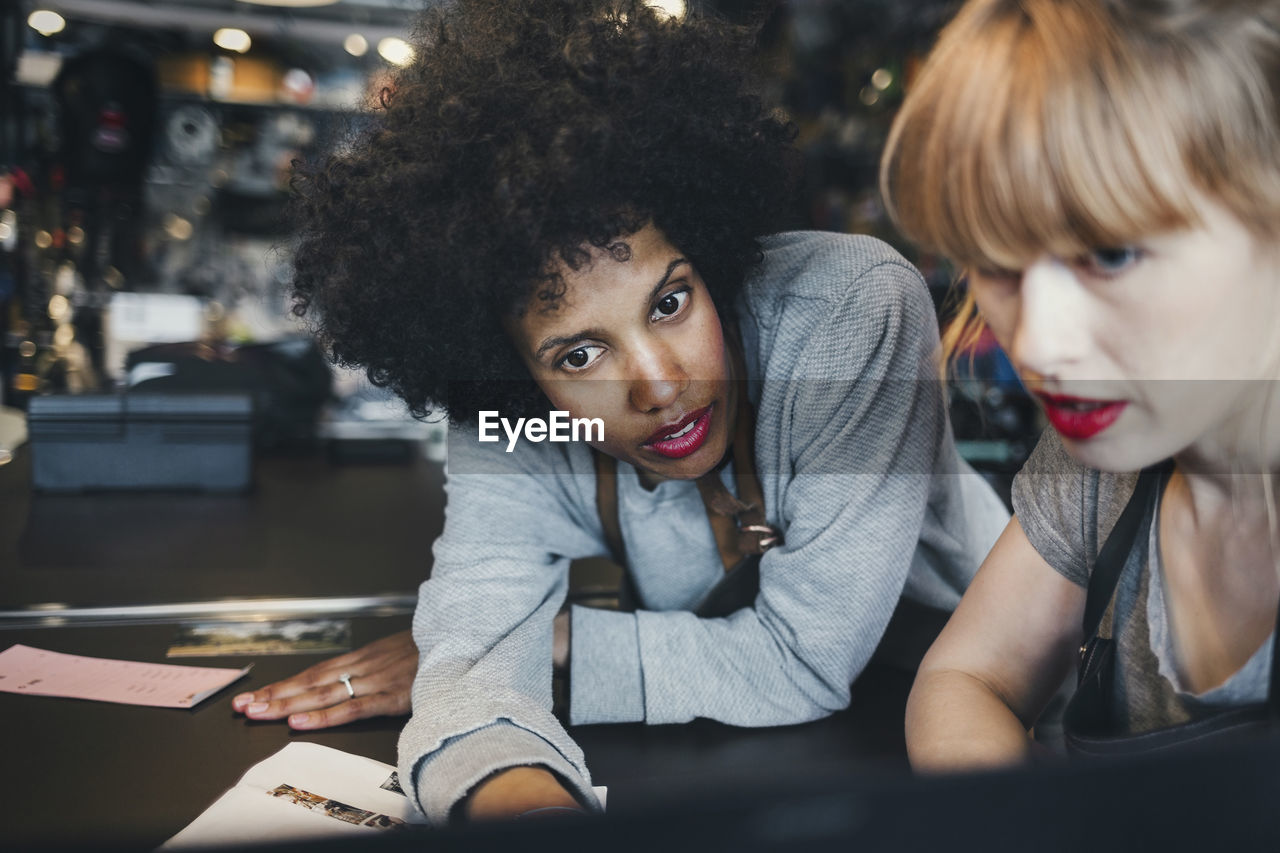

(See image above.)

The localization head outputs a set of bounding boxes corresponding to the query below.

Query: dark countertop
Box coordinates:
[0,443,914,849]
[0,617,913,848]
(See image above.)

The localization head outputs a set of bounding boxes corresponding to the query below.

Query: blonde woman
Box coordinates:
[881,0,1280,769]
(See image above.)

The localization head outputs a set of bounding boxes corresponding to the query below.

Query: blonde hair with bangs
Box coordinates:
[880,0,1280,372]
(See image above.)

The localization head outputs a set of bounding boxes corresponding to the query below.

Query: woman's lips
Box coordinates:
[643,405,712,459]
[1035,392,1128,440]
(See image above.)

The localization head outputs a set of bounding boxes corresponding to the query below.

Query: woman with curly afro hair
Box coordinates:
[233,0,1008,823]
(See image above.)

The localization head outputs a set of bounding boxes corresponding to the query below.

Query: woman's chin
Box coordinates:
[632,439,728,485]
[1057,427,1179,474]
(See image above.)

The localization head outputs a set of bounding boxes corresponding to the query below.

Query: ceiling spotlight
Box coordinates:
[164,214,194,241]
[214,28,251,54]
[377,37,414,67]
[646,0,686,19]
[28,10,66,36]
[344,33,368,57]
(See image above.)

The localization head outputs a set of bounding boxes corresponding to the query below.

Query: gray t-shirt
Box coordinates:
[1012,430,1273,733]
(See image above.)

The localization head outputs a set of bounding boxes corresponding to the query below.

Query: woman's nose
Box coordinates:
[627,342,688,412]
[1007,257,1089,377]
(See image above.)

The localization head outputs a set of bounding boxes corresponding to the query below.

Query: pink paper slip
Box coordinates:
[0,644,251,708]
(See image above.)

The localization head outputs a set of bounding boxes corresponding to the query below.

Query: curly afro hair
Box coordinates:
[290,0,799,424]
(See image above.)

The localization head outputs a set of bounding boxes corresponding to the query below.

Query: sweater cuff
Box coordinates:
[411,720,601,825]
[568,605,645,724]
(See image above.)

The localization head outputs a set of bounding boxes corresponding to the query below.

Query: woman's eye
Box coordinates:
[1082,246,1143,276]
[651,288,689,320]
[558,345,603,372]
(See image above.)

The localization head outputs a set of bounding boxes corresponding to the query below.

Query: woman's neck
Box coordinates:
[1175,383,1280,517]
[1167,464,1277,538]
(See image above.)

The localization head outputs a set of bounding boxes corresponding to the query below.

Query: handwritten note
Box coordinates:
[0,644,250,708]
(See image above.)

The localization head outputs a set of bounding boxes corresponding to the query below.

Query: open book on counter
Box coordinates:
[163,741,607,848]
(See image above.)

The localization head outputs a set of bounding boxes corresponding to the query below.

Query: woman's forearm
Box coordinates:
[905,668,1035,773]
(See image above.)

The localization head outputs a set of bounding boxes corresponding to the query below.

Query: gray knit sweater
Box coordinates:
[398,231,1009,823]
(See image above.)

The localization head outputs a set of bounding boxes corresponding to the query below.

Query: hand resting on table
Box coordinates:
[234,610,573,730]
[231,629,418,729]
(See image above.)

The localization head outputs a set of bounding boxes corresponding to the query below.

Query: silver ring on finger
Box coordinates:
[338,672,355,698]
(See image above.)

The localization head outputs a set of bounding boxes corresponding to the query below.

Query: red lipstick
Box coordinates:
[1034,392,1128,441]
[643,405,712,459]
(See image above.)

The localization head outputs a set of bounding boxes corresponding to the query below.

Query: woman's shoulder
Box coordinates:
[1011,428,1142,586]
[738,231,935,380]
[748,231,926,308]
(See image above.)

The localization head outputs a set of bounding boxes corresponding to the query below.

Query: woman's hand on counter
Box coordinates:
[231,629,418,729]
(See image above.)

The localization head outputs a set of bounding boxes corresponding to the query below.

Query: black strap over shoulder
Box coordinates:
[1079,462,1172,641]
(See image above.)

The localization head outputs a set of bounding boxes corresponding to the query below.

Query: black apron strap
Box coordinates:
[592,450,625,566]
[1080,463,1171,641]
[591,450,643,611]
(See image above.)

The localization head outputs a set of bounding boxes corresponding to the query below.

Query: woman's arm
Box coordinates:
[906,516,1084,771]
[396,432,607,825]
